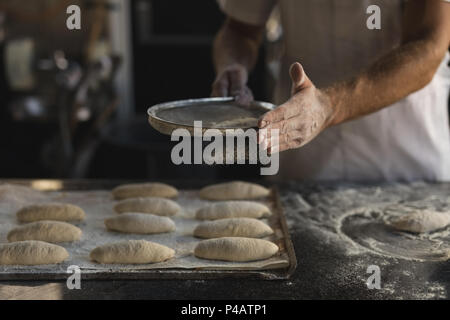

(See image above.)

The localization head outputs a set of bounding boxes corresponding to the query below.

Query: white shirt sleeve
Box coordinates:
[217,0,276,26]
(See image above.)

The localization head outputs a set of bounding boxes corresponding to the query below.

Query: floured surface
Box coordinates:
[276,181,450,299]
[338,201,450,261]
[0,184,289,275]
[282,182,450,263]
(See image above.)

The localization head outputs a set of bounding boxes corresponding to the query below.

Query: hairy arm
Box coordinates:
[260,0,450,152]
[211,18,265,104]
[326,0,450,126]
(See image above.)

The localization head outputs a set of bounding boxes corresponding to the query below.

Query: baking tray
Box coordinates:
[147,97,275,136]
[0,179,297,280]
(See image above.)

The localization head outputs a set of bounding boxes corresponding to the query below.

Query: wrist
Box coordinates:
[220,63,248,74]
[319,87,342,128]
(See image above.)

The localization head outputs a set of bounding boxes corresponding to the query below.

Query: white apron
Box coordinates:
[219,0,450,182]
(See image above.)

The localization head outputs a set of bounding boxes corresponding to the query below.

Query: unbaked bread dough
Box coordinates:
[104,213,176,234]
[114,197,180,216]
[90,240,175,264]
[194,237,278,262]
[389,210,450,233]
[199,181,270,200]
[0,240,69,265]
[7,221,82,243]
[196,201,271,220]
[16,203,85,222]
[112,183,178,200]
[194,218,274,239]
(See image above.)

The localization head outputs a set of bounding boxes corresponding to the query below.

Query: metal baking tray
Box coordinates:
[147,97,275,136]
[0,179,297,280]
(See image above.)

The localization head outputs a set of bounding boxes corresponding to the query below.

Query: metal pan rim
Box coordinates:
[147,97,276,130]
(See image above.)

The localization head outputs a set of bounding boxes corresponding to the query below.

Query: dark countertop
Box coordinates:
[1,181,449,300]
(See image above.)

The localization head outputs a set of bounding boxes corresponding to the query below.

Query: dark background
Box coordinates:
[0,0,269,181]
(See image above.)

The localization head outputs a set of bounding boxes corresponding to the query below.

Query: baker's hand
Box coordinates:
[258,62,335,153]
[211,64,254,106]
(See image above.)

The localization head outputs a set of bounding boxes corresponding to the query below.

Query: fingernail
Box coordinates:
[260,120,268,128]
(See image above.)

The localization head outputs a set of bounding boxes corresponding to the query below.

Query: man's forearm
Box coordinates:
[258,0,450,153]
[213,18,263,74]
[325,0,450,127]
[325,36,448,127]
[259,35,448,153]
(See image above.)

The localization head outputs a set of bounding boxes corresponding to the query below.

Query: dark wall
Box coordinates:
[0,0,268,180]
[131,0,268,113]
[98,0,268,180]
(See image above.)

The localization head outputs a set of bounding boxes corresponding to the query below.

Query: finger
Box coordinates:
[257,128,269,145]
[265,129,304,149]
[262,116,306,149]
[268,143,287,154]
[211,77,229,97]
[228,68,248,96]
[235,87,254,106]
[290,62,313,95]
[259,104,290,128]
[268,139,302,154]
[263,131,280,150]
[265,116,303,135]
[260,126,281,148]
[259,95,310,128]
[259,128,277,150]
[258,129,264,144]
[267,141,289,154]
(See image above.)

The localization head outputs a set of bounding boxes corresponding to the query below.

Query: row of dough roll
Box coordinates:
[1,203,86,265]
[111,181,271,201]
[94,188,177,264]
[103,181,278,264]
[1,181,278,265]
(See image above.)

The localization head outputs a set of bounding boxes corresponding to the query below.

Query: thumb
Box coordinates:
[290,62,313,95]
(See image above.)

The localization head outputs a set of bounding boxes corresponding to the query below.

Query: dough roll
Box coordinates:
[105,213,176,234]
[16,203,85,222]
[114,197,180,216]
[194,218,274,239]
[389,210,450,233]
[0,240,69,265]
[194,237,278,262]
[196,201,271,220]
[7,221,82,243]
[112,183,178,200]
[199,181,270,200]
[90,240,175,264]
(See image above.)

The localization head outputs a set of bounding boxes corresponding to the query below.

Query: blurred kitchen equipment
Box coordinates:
[41,54,122,178]
[0,0,122,178]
